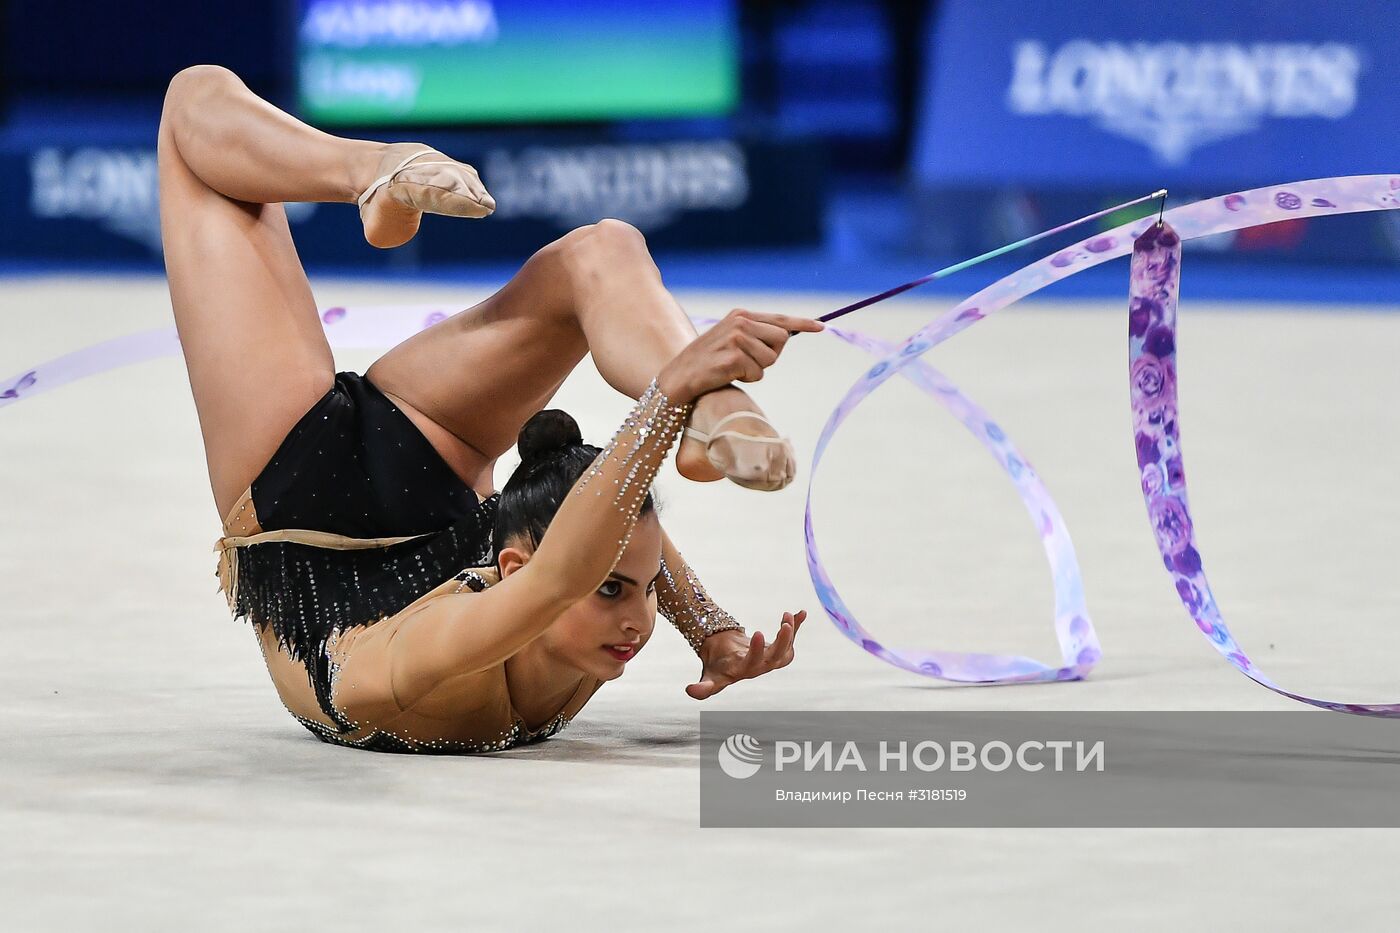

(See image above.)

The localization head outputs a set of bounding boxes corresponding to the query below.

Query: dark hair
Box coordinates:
[492,409,655,556]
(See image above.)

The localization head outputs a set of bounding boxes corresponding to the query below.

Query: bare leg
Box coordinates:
[161,66,341,521]
[162,69,377,206]
[366,219,793,487]
[159,64,491,519]
[163,66,490,249]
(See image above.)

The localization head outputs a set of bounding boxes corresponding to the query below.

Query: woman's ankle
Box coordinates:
[690,386,769,434]
[345,141,397,203]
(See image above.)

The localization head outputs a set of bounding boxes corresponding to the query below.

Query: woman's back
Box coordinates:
[255,566,603,753]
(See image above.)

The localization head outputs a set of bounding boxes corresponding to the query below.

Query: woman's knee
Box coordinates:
[584,218,648,252]
[552,219,652,281]
[163,65,242,121]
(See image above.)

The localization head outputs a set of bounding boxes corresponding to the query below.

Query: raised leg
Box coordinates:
[365,219,793,487]
[160,65,346,522]
[159,65,496,520]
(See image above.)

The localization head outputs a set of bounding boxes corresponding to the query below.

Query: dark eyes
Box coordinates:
[596,580,657,599]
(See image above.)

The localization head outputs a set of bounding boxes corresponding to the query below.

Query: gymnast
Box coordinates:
[158,66,821,753]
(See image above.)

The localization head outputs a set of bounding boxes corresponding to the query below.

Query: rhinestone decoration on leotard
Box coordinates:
[573,378,691,571]
[657,554,744,653]
[290,710,574,754]
[451,569,490,593]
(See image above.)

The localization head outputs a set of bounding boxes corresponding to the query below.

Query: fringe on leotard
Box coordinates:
[216,496,499,674]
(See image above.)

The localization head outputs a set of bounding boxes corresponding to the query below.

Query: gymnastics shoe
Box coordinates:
[678,410,797,492]
[358,145,496,249]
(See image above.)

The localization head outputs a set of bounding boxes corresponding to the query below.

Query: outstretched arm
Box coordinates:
[657,529,807,700]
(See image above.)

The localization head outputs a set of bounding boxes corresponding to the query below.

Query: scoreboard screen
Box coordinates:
[298,0,739,124]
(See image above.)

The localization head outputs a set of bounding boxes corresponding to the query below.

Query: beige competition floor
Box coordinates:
[3,273,1399,930]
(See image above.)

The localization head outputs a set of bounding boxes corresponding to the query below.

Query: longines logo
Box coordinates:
[29,148,316,255]
[1006,39,1364,165]
[483,141,750,231]
[30,148,162,252]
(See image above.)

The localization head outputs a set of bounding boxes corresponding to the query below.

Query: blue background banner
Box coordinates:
[0,133,823,267]
[913,0,1400,190]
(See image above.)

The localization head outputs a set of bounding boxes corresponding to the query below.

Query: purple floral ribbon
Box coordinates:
[806,174,1400,710]
[4,174,1399,714]
[1131,221,1400,715]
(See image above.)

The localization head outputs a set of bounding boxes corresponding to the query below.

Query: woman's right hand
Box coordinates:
[657,309,824,402]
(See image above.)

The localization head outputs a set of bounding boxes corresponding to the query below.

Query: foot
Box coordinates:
[676,387,796,491]
[358,143,496,249]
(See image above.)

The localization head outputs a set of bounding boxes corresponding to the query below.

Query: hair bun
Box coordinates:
[517,409,583,465]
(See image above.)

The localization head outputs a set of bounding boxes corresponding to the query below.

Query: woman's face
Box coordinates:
[508,512,662,682]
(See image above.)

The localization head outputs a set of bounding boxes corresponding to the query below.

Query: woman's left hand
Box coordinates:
[686,610,806,700]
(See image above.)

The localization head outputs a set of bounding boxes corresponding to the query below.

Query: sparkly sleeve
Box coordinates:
[528,379,692,602]
[657,531,744,654]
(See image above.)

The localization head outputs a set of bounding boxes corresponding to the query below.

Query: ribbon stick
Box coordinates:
[819,189,1167,324]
